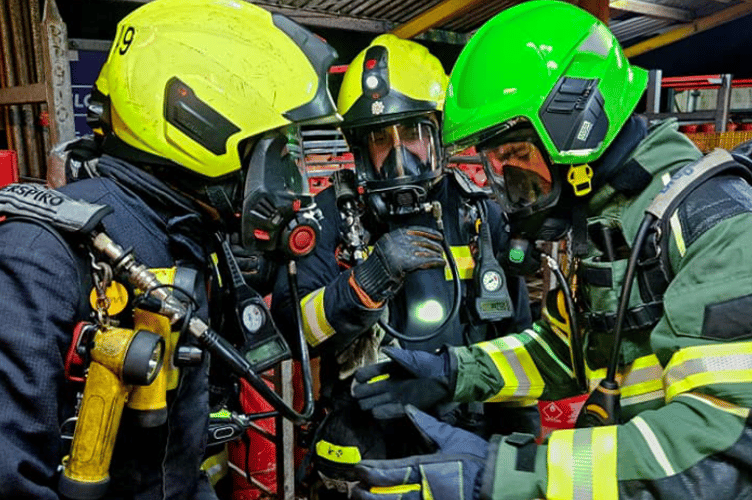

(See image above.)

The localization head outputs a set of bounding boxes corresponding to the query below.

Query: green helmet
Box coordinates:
[443,0,648,165]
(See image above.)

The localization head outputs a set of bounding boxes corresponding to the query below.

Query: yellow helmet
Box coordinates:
[89,0,340,179]
[337,34,448,128]
[336,34,449,219]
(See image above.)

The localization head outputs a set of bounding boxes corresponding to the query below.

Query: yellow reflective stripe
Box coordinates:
[300,288,335,347]
[622,389,665,407]
[630,416,675,476]
[525,328,574,378]
[547,429,574,500]
[420,465,436,500]
[587,354,664,402]
[619,356,663,399]
[368,374,390,384]
[479,336,545,402]
[664,342,752,401]
[591,427,618,500]
[370,484,420,495]
[676,392,751,419]
[200,445,228,486]
[444,245,474,280]
[547,427,617,500]
[669,211,686,257]
[315,439,362,464]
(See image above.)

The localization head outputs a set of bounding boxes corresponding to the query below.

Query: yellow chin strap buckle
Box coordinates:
[567,164,593,196]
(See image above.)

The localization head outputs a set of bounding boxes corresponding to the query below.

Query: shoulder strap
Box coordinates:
[0,215,93,320]
[640,148,752,302]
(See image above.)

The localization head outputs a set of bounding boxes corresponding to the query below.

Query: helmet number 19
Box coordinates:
[117,26,135,56]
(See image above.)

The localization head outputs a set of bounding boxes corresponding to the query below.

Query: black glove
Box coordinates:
[352,226,445,303]
[351,405,487,500]
[352,346,453,420]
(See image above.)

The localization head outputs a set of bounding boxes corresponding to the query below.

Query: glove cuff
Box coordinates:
[352,252,402,302]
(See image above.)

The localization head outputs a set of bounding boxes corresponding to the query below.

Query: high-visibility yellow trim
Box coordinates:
[444,245,474,281]
[664,342,752,401]
[669,211,686,257]
[315,439,362,464]
[587,354,664,402]
[591,427,618,500]
[370,484,421,494]
[368,374,390,384]
[210,253,223,288]
[677,392,751,419]
[547,429,574,500]
[478,336,545,402]
[631,416,675,477]
[547,427,617,500]
[420,465,436,500]
[300,288,336,347]
[200,445,228,487]
[622,389,665,407]
[543,290,571,339]
[525,328,574,378]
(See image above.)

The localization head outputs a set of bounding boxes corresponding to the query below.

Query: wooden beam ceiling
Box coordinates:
[624,2,752,57]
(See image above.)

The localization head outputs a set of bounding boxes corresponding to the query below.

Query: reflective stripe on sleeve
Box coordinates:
[300,287,335,347]
[663,342,752,401]
[629,416,675,477]
[547,426,617,500]
[587,354,665,408]
[477,336,545,402]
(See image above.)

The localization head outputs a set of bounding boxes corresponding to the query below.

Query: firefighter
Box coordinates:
[348,2,752,499]
[270,34,533,497]
[0,0,339,498]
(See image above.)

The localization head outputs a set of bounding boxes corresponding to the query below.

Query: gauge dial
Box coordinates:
[481,270,502,292]
[241,303,265,333]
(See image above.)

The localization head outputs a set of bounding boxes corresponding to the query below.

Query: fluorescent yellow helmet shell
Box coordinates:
[337,34,448,128]
[94,0,339,179]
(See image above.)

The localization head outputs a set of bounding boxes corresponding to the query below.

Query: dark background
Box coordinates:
[59,1,752,80]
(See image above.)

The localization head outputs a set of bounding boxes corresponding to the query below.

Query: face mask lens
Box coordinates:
[481,141,552,210]
[274,126,309,196]
[365,122,435,181]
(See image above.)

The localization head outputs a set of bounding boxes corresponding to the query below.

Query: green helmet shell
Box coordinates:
[443,0,648,164]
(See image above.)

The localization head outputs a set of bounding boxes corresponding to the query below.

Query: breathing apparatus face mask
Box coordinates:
[478,122,570,240]
[353,117,442,219]
[240,126,322,259]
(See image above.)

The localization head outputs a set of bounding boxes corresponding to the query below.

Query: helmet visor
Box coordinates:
[363,120,439,183]
[480,139,555,213]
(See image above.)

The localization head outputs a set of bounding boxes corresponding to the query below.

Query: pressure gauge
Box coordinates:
[241,303,265,333]
[481,269,502,292]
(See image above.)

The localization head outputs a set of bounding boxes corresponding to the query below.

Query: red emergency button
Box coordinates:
[288,225,316,256]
